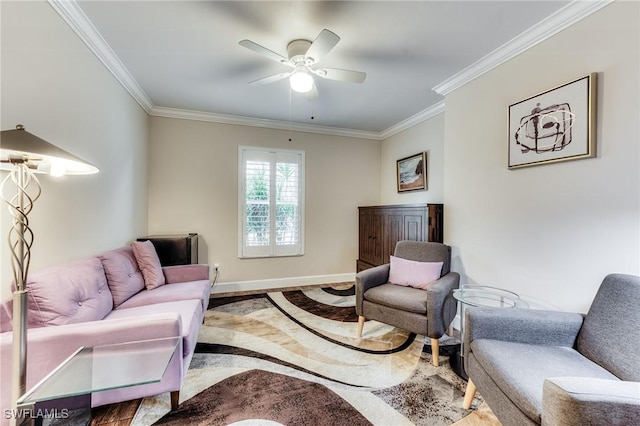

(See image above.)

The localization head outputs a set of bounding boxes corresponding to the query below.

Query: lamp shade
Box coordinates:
[0,125,99,176]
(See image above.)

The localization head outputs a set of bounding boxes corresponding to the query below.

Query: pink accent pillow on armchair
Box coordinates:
[131,240,166,290]
[388,255,443,290]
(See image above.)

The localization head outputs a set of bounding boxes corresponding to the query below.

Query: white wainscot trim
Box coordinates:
[211,273,356,295]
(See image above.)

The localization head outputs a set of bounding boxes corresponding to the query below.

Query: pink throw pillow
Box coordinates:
[388,255,443,290]
[21,258,113,327]
[99,247,146,307]
[131,240,166,290]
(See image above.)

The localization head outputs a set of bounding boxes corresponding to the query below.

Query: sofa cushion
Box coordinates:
[471,339,619,424]
[104,299,203,357]
[131,240,166,290]
[0,298,13,332]
[364,283,429,314]
[99,247,145,307]
[116,280,212,313]
[388,255,443,289]
[20,257,113,328]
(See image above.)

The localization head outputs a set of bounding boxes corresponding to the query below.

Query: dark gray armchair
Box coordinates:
[355,241,460,366]
[462,273,640,426]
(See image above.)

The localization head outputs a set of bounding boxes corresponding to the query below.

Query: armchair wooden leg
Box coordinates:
[170,391,180,411]
[431,338,439,366]
[357,316,365,338]
[463,380,476,409]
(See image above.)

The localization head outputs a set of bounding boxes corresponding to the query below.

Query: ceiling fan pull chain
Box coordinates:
[288,87,293,142]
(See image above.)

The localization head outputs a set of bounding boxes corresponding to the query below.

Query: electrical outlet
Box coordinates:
[214,263,220,272]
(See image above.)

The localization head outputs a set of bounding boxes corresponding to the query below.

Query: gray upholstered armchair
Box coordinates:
[355,241,460,366]
[462,273,640,426]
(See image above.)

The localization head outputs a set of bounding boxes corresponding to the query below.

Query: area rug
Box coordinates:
[131,286,494,426]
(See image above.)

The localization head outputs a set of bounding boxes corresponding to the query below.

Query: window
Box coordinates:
[239,146,305,257]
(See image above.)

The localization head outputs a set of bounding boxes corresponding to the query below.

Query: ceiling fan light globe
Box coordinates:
[289,70,314,93]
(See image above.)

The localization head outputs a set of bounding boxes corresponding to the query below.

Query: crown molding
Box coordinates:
[432,0,614,96]
[47,0,154,113]
[379,101,445,140]
[150,107,382,140]
[47,0,379,140]
[49,0,612,141]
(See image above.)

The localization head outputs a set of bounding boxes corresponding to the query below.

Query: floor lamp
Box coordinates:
[0,125,98,421]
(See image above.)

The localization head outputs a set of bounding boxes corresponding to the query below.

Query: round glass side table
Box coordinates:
[450,285,528,379]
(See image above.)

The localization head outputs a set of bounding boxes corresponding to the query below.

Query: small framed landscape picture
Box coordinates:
[397,152,426,193]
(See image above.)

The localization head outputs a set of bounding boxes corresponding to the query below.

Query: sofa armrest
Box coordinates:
[464,307,584,352]
[355,264,390,315]
[163,264,210,284]
[426,272,460,338]
[542,378,640,426]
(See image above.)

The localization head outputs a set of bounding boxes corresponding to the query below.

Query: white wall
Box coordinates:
[148,117,380,290]
[1,1,149,300]
[380,114,445,205]
[4,1,636,313]
[443,1,639,312]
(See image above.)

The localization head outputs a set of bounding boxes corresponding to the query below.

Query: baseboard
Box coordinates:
[211,273,356,295]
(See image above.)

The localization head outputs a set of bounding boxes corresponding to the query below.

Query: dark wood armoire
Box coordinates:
[357,204,443,272]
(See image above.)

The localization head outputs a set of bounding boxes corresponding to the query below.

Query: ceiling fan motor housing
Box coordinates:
[287,39,313,65]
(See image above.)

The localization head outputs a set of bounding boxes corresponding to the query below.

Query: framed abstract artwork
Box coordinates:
[508,73,597,169]
[396,152,426,192]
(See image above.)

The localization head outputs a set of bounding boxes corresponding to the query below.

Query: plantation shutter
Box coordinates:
[239,147,304,258]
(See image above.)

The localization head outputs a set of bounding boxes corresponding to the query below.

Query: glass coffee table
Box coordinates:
[15,337,180,425]
[450,286,528,379]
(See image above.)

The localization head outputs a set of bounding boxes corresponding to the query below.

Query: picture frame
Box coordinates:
[396,152,426,192]
[508,73,597,169]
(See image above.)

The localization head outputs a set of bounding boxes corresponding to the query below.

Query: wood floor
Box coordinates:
[90,400,141,426]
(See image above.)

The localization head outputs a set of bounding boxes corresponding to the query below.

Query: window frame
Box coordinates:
[238,145,305,258]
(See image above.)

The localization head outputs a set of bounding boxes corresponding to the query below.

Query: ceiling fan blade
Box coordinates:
[305,29,340,64]
[249,72,291,86]
[319,68,366,84]
[305,83,319,101]
[239,39,291,65]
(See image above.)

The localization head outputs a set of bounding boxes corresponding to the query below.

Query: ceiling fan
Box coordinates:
[239,29,366,100]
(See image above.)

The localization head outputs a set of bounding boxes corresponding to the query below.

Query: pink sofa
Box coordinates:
[0,246,211,422]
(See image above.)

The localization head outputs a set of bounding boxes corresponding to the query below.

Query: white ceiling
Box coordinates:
[61,1,592,138]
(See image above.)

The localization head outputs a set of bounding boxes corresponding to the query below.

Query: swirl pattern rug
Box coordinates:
[131,286,495,426]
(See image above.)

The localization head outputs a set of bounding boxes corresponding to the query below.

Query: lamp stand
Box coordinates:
[1,159,41,423]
